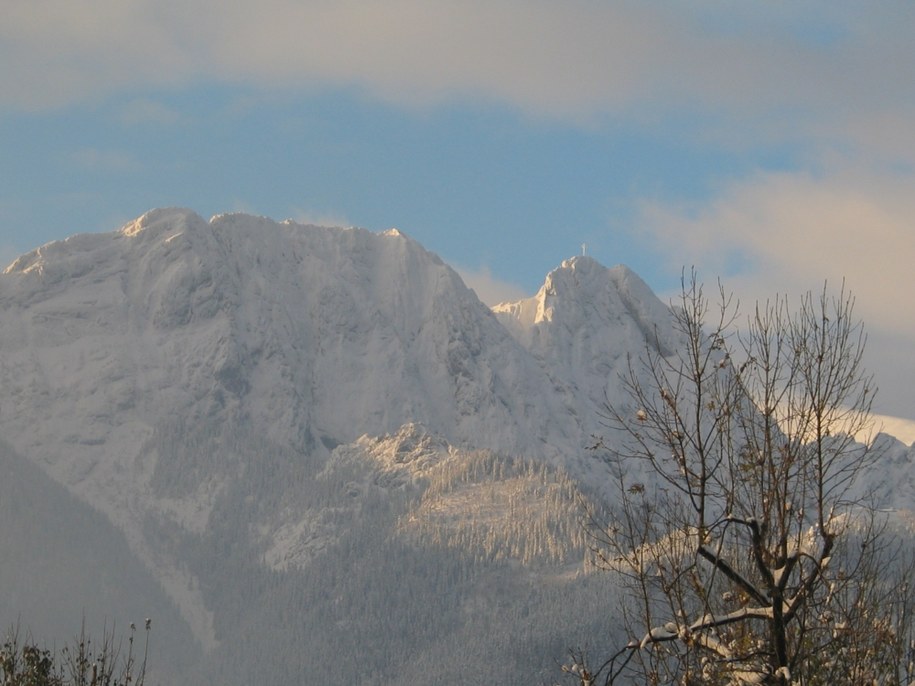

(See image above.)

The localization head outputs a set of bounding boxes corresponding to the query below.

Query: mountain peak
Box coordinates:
[547,256,645,299]
[491,255,678,424]
[492,255,663,337]
[554,253,602,272]
[119,207,205,237]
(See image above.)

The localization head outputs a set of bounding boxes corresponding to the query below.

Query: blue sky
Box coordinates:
[2,2,914,425]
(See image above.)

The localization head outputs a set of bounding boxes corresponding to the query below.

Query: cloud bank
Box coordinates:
[634,162,915,419]
[4,2,913,147]
[636,164,915,339]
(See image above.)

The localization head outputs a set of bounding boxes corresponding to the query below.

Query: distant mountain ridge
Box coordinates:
[1,208,911,685]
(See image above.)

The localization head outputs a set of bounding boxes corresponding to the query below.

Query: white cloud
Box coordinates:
[0,3,194,110]
[3,2,913,150]
[637,164,915,336]
[633,160,915,419]
[455,264,528,306]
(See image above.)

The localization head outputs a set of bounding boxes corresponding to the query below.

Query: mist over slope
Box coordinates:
[0,209,910,684]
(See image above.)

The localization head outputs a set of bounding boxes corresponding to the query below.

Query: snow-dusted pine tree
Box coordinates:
[569,274,915,685]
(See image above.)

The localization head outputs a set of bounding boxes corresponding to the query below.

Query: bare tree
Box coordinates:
[567,274,915,685]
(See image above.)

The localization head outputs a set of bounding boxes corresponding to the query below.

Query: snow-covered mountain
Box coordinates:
[0,208,554,472]
[0,209,667,547]
[0,209,911,684]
